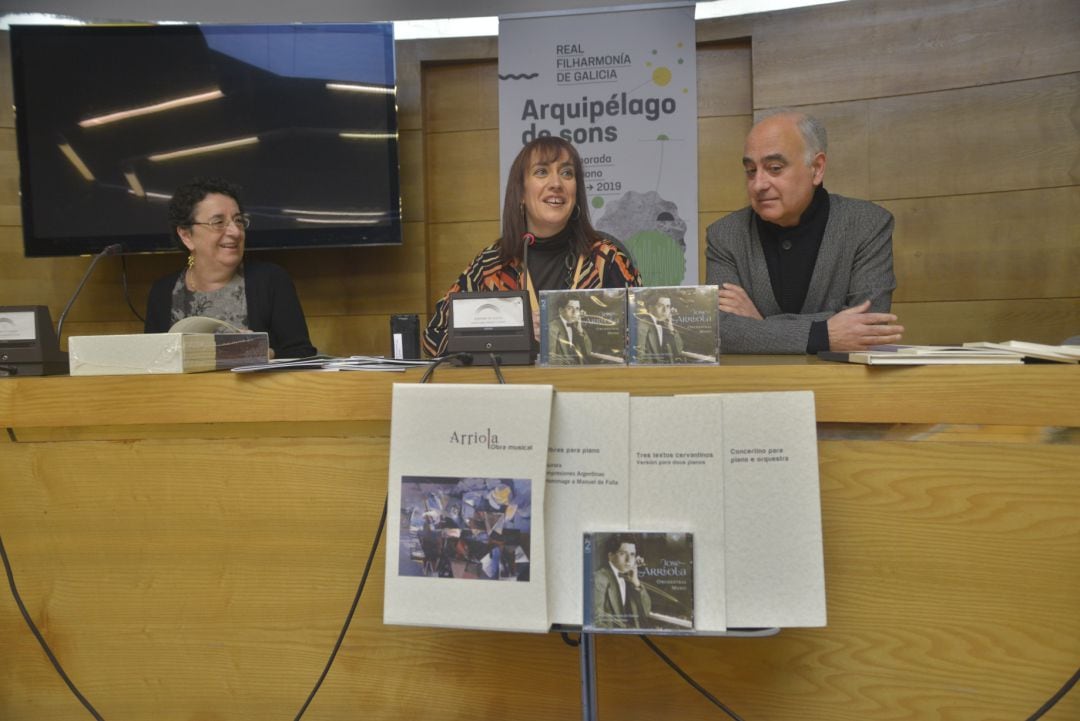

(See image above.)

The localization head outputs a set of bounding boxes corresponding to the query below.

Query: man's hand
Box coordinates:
[827,300,904,351]
[718,283,763,320]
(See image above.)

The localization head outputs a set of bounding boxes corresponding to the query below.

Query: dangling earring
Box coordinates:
[571,205,581,221]
[187,253,195,269]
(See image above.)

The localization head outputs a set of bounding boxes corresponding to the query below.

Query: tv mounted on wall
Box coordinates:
[10,23,402,257]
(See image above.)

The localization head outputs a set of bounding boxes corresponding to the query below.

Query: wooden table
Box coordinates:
[2,359,1078,720]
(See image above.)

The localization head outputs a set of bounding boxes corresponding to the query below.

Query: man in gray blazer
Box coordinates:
[548,297,592,365]
[636,294,684,363]
[705,110,904,354]
[592,535,651,629]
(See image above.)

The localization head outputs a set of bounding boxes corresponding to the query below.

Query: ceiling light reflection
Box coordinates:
[58,142,94,180]
[327,82,396,95]
[79,89,224,128]
[292,217,380,225]
[283,208,388,217]
[339,131,398,141]
[123,170,145,197]
[148,136,259,162]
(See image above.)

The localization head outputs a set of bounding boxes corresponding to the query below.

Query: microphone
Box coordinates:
[56,243,123,344]
[520,232,536,292]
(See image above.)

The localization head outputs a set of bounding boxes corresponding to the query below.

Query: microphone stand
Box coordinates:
[56,243,123,345]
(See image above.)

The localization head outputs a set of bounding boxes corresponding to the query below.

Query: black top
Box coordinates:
[755,185,832,353]
[145,259,317,359]
[527,225,577,291]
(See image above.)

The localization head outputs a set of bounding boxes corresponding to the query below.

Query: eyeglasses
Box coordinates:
[190,214,251,232]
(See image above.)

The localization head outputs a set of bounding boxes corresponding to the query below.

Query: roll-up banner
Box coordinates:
[499,2,699,286]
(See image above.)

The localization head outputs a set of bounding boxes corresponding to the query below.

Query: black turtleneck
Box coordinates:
[754,185,831,353]
[526,225,576,291]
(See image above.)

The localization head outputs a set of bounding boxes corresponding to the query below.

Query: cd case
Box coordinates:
[538,288,628,366]
[583,531,694,633]
[627,285,719,365]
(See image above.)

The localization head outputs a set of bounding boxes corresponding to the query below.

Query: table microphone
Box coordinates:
[56,243,123,343]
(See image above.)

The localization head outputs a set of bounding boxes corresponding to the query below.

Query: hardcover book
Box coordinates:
[819,344,1023,365]
[389,387,825,634]
[384,383,554,632]
[545,392,631,626]
[716,392,826,628]
[68,332,269,376]
[583,531,694,633]
[538,288,628,366]
[962,340,1080,363]
[628,395,727,631]
[548,390,825,631]
[627,285,719,365]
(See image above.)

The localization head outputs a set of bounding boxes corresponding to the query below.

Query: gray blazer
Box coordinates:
[705,194,896,354]
[592,565,652,629]
[548,318,592,365]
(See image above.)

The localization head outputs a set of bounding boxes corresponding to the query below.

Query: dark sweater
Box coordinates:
[145,259,317,358]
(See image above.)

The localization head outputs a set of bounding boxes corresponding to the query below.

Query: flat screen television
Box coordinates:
[10,23,402,257]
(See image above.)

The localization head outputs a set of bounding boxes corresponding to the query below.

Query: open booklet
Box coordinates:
[963,340,1080,363]
[385,385,826,634]
[547,391,825,632]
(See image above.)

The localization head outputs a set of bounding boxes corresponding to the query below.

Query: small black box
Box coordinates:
[390,314,420,359]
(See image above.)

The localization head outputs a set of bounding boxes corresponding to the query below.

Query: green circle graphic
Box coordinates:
[624,230,686,286]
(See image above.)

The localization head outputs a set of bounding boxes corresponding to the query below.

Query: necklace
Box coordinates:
[186,267,234,293]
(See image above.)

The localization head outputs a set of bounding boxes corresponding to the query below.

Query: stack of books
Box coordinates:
[961,340,1080,364]
[818,344,1024,365]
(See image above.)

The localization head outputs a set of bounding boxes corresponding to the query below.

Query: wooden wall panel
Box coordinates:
[398,129,425,223]
[307,314,400,357]
[270,222,427,317]
[424,129,499,224]
[697,40,752,118]
[0,129,19,225]
[422,61,499,133]
[882,187,1080,303]
[753,0,1080,107]
[868,73,1079,199]
[893,298,1080,346]
[0,32,10,129]
[697,115,752,213]
[426,220,501,303]
[398,37,499,132]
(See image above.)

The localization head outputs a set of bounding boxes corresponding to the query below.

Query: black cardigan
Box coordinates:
[144,260,317,358]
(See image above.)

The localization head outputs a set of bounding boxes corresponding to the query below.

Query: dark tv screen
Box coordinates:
[10,23,402,257]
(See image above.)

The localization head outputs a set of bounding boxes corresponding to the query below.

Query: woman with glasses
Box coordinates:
[144,177,317,358]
